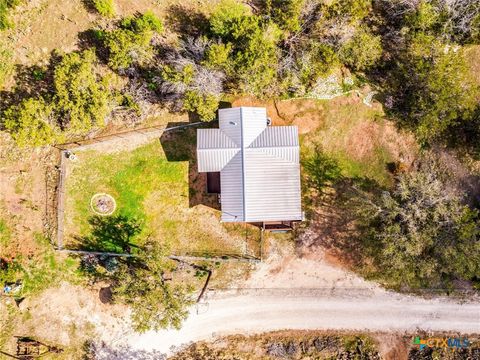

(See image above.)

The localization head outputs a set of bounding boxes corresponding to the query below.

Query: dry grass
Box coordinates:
[63,136,260,256]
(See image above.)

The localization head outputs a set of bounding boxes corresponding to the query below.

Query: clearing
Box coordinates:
[62,125,261,257]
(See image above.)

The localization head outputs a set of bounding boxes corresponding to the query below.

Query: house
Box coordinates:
[196,107,302,230]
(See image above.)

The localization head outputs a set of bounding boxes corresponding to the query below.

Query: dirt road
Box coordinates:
[126,256,480,354]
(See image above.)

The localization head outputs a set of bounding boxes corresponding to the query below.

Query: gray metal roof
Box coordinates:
[197,107,302,222]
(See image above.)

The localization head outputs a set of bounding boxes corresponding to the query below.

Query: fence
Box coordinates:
[53,121,262,262]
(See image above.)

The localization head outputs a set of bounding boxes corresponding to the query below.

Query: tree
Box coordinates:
[203,42,232,70]
[120,10,163,33]
[103,29,154,70]
[266,0,305,35]
[339,26,382,71]
[53,49,112,133]
[102,11,163,70]
[3,97,59,147]
[112,241,195,332]
[386,33,478,143]
[209,0,250,38]
[158,42,225,120]
[328,0,372,23]
[209,0,281,95]
[183,90,219,121]
[404,0,441,34]
[362,159,480,289]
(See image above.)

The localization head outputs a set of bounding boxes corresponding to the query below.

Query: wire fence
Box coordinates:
[53,121,262,262]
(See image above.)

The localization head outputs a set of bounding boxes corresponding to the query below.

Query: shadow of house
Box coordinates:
[160,120,220,210]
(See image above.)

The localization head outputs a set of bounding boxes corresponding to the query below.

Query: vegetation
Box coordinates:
[1,0,480,337]
[64,139,257,255]
[0,0,19,30]
[381,33,478,144]
[339,26,382,71]
[3,97,59,147]
[100,11,163,70]
[112,241,195,332]
[0,233,79,298]
[171,332,380,359]
[0,43,13,87]
[91,0,115,18]
[360,158,480,289]
[1,49,115,146]
[53,49,113,133]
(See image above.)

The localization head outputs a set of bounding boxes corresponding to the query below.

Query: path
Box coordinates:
[124,255,480,354]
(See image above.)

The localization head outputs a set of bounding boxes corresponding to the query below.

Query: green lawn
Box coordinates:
[64,134,258,256]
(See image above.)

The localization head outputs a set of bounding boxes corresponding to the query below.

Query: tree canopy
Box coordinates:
[54,49,112,133]
[112,241,195,332]
[362,159,480,289]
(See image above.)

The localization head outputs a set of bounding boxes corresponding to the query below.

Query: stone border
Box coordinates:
[90,193,117,216]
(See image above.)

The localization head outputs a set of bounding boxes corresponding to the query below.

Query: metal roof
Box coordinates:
[197,107,302,222]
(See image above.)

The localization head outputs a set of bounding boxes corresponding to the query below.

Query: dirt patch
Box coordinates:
[231,96,326,134]
[374,333,409,360]
[0,141,58,260]
[344,118,417,165]
[1,281,129,355]
[465,45,480,90]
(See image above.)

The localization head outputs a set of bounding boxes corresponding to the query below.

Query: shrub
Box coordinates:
[298,43,339,89]
[121,10,163,33]
[209,0,250,38]
[266,0,304,34]
[0,45,13,88]
[92,0,115,18]
[328,0,372,22]
[339,26,382,71]
[102,12,163,70]
[183,90,219,121]
[404,0,441,33]
[210,2,281,95]
[0,0,20,30]
[103,29,153,70]
[53,49,111,133]
[204,43,232,70]
[3,98,59,147]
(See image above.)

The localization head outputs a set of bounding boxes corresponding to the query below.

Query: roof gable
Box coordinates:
[196,107,302,222]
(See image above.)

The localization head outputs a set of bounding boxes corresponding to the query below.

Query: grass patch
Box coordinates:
[301,98,401,187]
[0,43,13,88]
[64,138,256,256]
[0,218,11,247]
[0,233,81,298]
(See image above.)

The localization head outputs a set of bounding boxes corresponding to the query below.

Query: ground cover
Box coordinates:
[63,128,260,256]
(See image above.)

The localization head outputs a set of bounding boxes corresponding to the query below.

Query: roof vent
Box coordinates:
[267,117,272,126]
[229,121,238,126]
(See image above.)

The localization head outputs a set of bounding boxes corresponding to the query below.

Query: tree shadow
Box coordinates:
[77,29,110,62]
[73,215,142,253]
[159,120,220,210]
[0,55,60,118]
[80,0,100,15]
[298,165,385,270]
[165,4,210,38]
